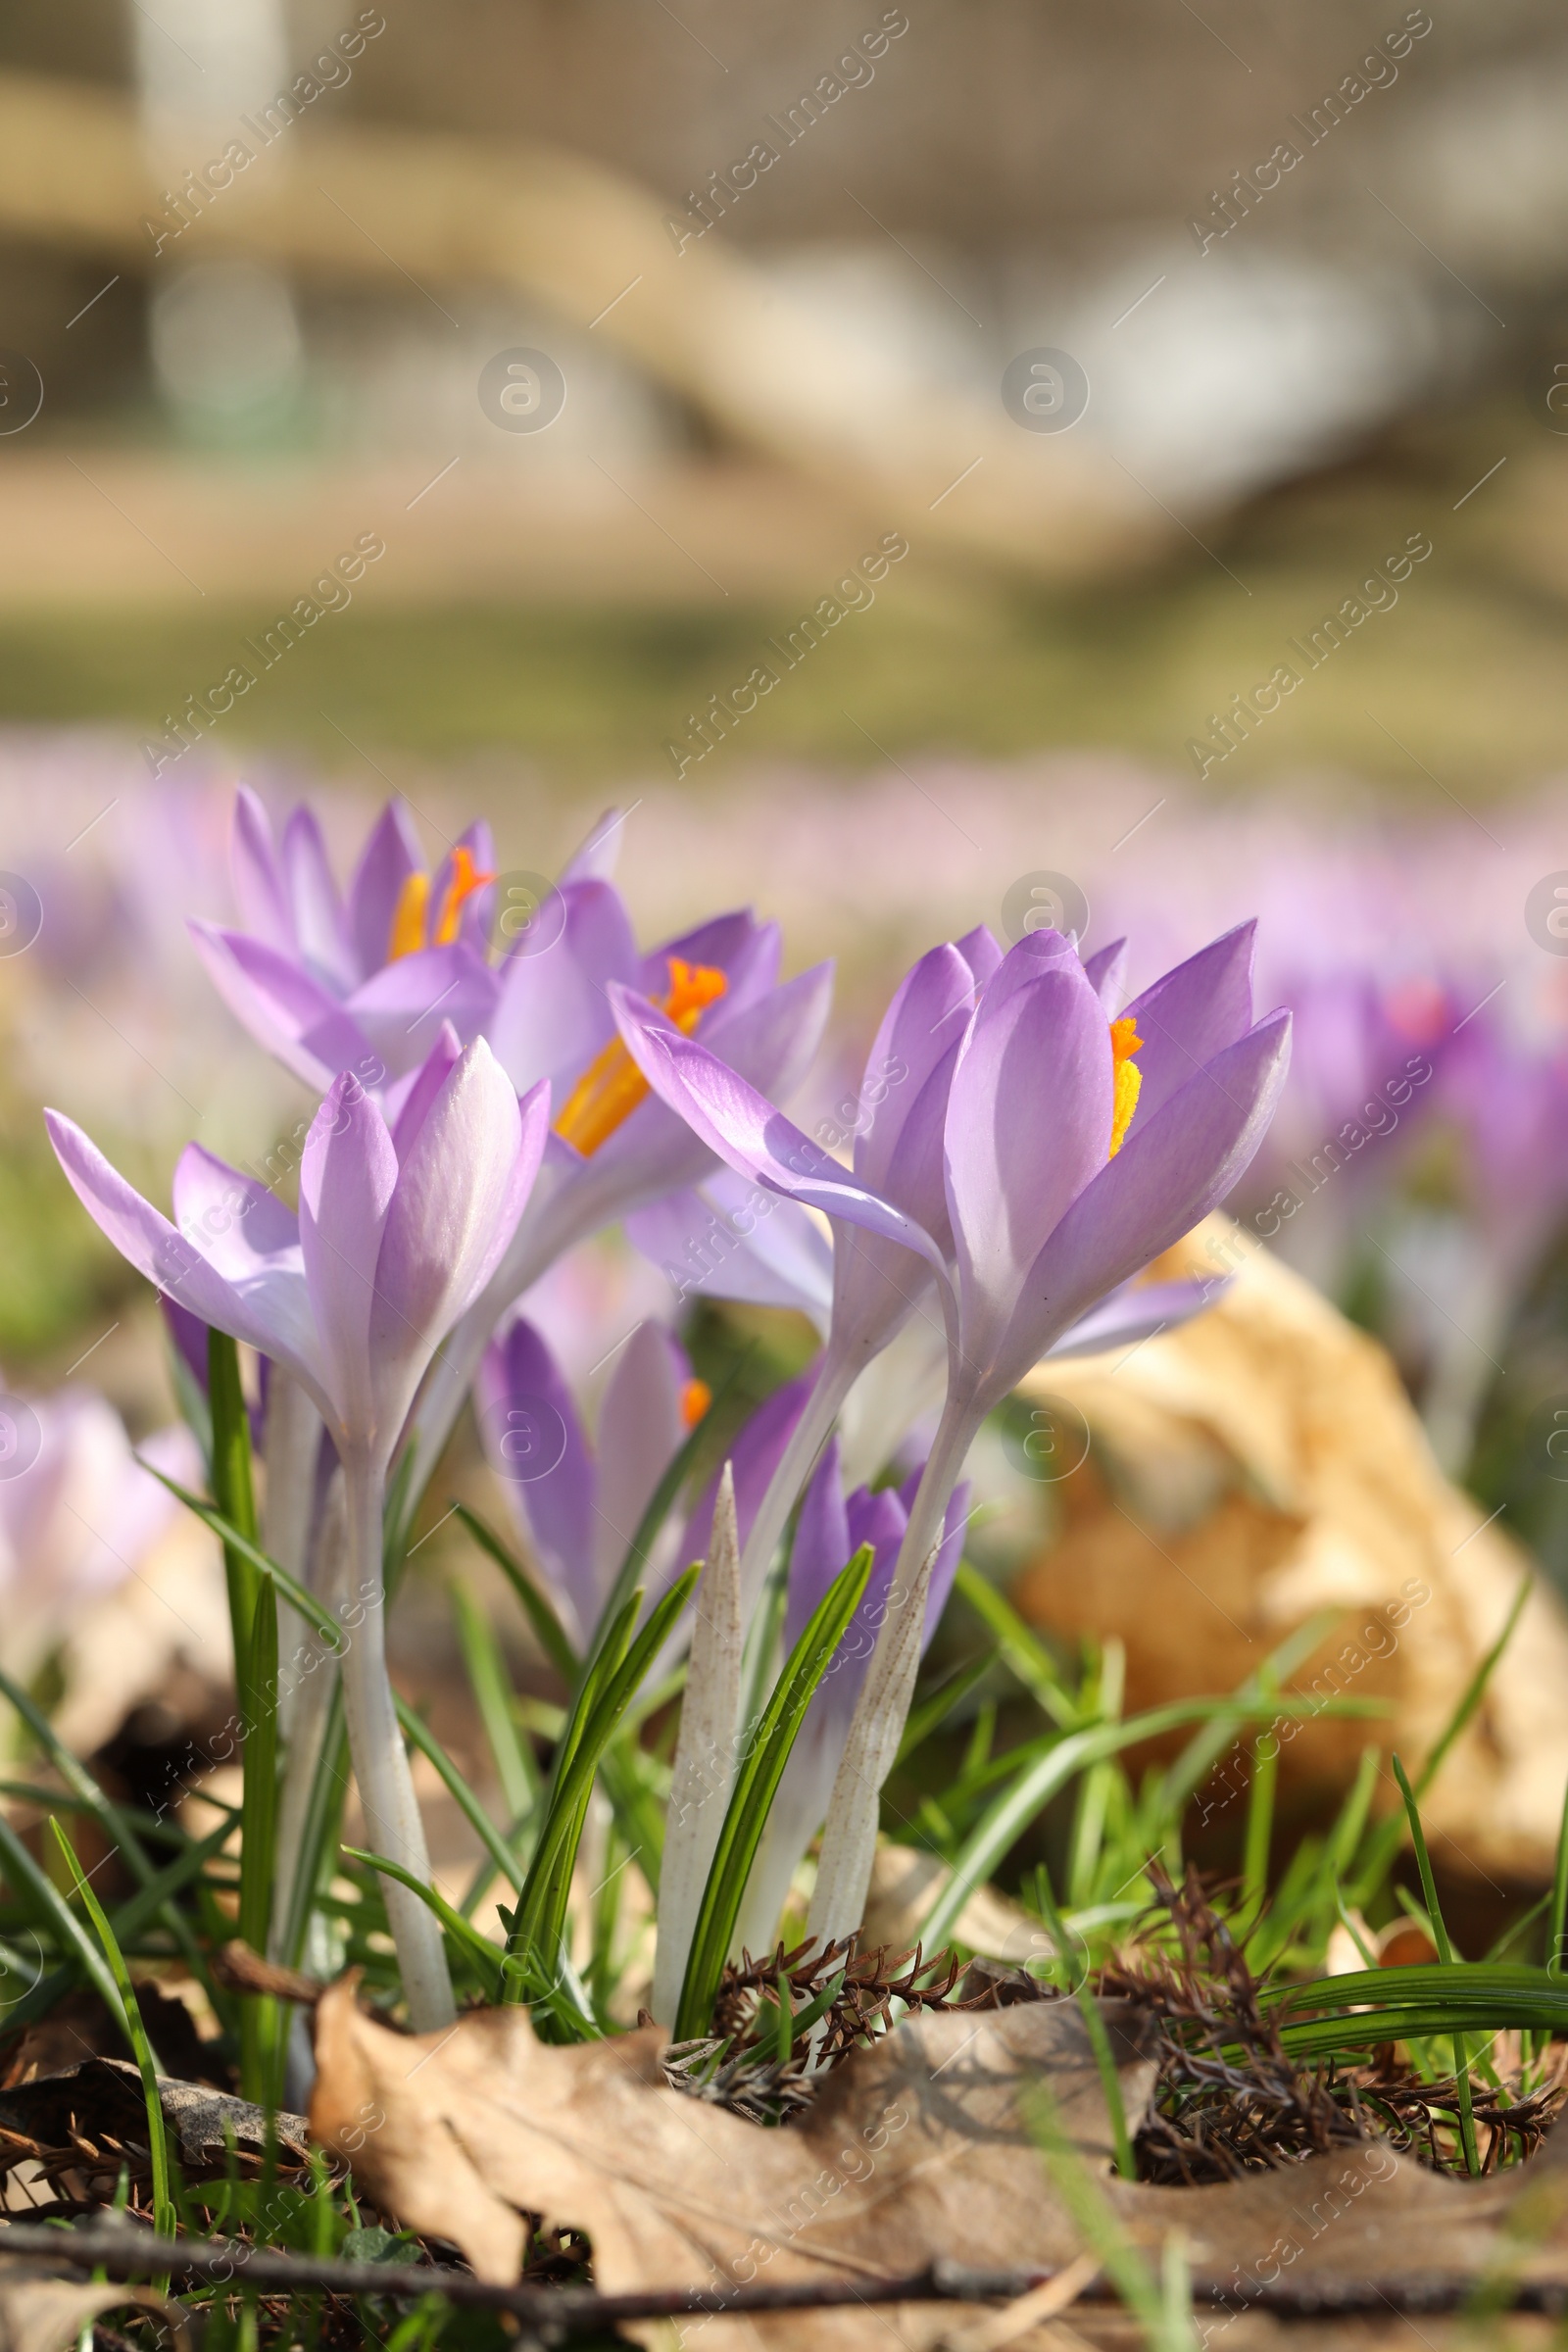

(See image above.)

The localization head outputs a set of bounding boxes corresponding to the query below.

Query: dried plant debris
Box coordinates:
[310,1969,1159,2349]
[0,2058,308,2213]
[1102,1869,1568,2183]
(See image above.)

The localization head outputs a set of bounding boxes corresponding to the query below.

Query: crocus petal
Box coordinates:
[559,808,626,884]
[475,1317,596,1642]
[955,924,1004,991]
[344,947,500,1081]
[172,1142,300,1276]
[644,910,781,1014]
[680,1370,813,1571]
[1045,1276,1226,1360]
[610,982,951,1286]
[346,802,422,980]
[368,1050,545,1449]
[1022,1010,1292,1382]
[188,921,370,1092]
[1122,922,1256,1127]
[298,1072,399,1439]
[856,944,975,1196]
[624,1179,835,1324]
[281,807,355,992]
[389,1022,465,1161]
[1083,938,1128,1009]
[229,786,292,951]
[44,1110,324,1396]
[486,878,640,1096]
[945,947,1111,1376]
[591,1321,688,1607]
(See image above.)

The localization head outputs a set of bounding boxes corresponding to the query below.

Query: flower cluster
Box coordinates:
[43,783,1289,2028]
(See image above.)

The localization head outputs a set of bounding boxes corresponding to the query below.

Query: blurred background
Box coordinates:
[4,0,1568,1905]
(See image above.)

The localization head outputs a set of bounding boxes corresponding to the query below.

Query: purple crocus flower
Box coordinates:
[734,1440,968,1956]
[474,1314,812,1651]
[46,1031,550,2030]
[405,937,832,1486]
[614,920,1290,1942]
[190,790,503,1090]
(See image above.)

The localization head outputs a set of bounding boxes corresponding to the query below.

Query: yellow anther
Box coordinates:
[1108,1014,1145,1157]
[387,870,431,961]
[555,958,729,1156]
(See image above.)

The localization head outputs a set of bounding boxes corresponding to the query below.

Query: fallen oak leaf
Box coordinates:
[0,2257,174,2352]
[309,1973,1160,2349]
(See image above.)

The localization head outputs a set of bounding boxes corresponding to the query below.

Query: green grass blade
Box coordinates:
[508,1567,702,2017]
[50,1819,175,2242]
[1392,1752,1479,2174]
[343,1846,504,2001]
[395,1695,523,1896]
[237,1577,280,2105]
[452,1503,577,1685]
[675,1544,874,2043]
[0,1809,129,2021]
[209,1330,260,1677]
[279,1690,349,1973]
[897,1651,997,1768]
[1349,1574,1530,1907]
[0,1660,219,2005]
[1549,1770,1568,1979]
[921,1694,1330,1955]
[135,1459,345,1650]
[1030,1862,1135,2180]
[0,1818,235,2035]
[956,1561,1080,1728]
[449,1579,539,1828]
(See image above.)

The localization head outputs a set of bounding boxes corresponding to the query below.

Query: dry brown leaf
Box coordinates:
[0,2259,172,2352]
[861,1845,1049,1967]
[1010,1214,1568,1881]
[310,1977,1159,2350]
[310,1978,1568,2350]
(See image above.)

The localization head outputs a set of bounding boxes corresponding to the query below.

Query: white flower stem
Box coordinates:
[652,1466,742,2027]
[807,1389,979,1959]
[340,1447,456,2031]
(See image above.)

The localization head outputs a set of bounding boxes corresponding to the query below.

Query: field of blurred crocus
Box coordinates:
[5,730,1568,1894]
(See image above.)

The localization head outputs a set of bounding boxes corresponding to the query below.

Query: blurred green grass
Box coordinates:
[4,403,1565,793]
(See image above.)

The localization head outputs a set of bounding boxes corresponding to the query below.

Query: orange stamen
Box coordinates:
[387,871,431,961]
[1108,1014,1144,1157]
[680,1377,711,1429]
[555,956,729,1156]
[433,845,497,946]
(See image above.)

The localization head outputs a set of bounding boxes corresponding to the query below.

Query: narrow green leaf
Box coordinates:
[343,1847,505,2001]
[1391,1752,1479,2174]
[676,1544,873,2043]
[449,1579,538,1828]
[238,1576,280,2105]
[956,1560,1081,1728]
[1349,1574,1530,1906]
[50,1819,175,2242]
[0,1661,217,2004]
[0,1819,234,2035]
[279,1692,349,1974]
[896,1650,996,1766]
[508,1567,701,2015]
[395,1695,523,1896]
[453,1502,577,1684]
[1030,1862,1135,2181]
[208,1330,260,1684]
[135,1460,345,1650]
[0,1809,128,2022]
